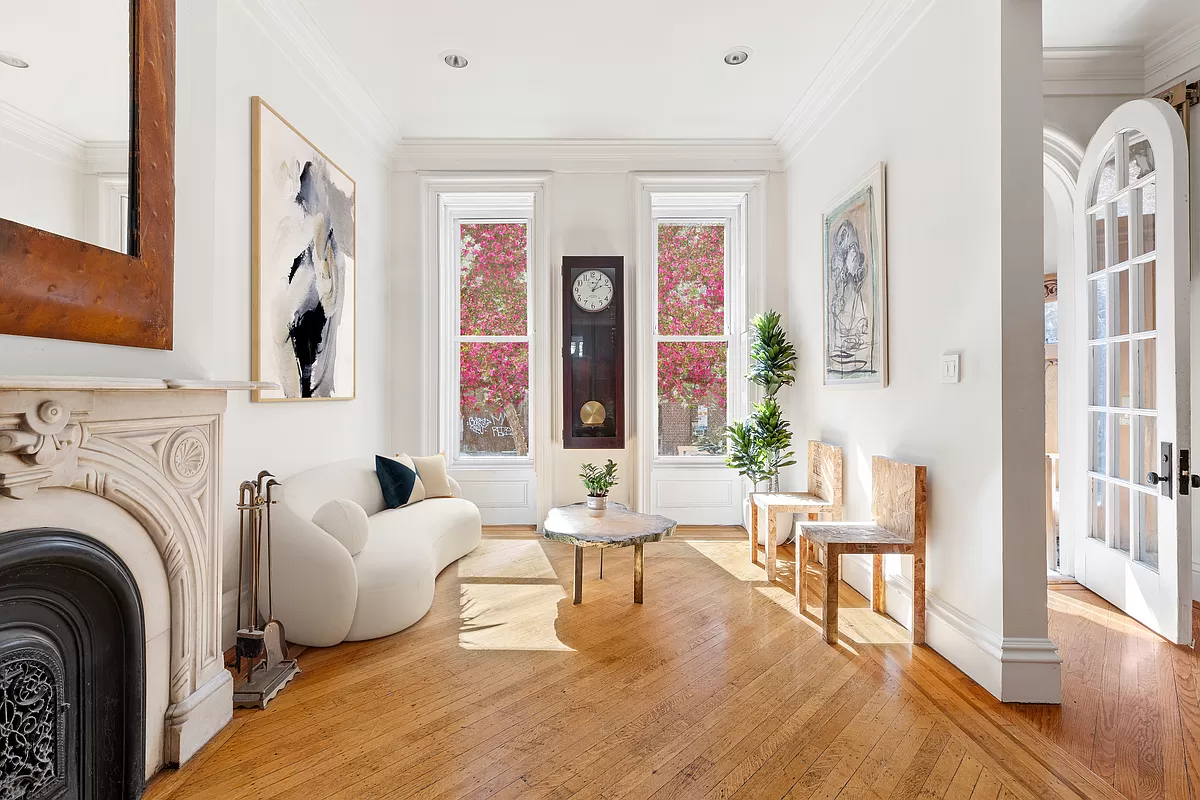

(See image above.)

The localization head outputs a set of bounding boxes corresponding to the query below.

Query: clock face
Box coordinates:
[572,269,614,312]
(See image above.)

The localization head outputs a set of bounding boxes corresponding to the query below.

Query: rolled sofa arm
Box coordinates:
[448,476,464,498]
[258,496,358,647]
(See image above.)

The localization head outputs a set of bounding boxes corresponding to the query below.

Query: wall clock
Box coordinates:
[563,256,625,449]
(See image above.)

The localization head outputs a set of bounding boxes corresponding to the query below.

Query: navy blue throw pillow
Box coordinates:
[375,455,417,509]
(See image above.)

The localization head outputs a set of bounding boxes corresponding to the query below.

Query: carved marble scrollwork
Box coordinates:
[0,649,67,800]
[0,402,82,499]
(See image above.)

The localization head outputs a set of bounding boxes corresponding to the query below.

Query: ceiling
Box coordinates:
[0,0,130,142]
[1043,0,1200,49]
[297,0,874,140]
[299,0,1200,142]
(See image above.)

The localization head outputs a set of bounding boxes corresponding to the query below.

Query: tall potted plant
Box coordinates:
[726,311,798,495]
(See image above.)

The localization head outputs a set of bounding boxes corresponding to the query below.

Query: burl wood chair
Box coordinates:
[797,456,927,646]
[749,441,843,581]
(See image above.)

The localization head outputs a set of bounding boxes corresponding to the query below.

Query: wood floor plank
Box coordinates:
[144,534,1198,800]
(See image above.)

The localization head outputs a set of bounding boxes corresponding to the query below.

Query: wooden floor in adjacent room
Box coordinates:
[146,529,1199,800]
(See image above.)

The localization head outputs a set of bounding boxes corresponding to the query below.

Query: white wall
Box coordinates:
[391,165,787,517]
[0,138,84,243]
[1044,94,1138,149]
[0,0,393,648]
[784,0,1054,701]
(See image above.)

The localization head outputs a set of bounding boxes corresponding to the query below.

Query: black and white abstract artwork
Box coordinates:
[253,97,356,401]
[822,163,887,387]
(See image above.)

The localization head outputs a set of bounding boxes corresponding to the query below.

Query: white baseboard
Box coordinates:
[840,555,1062,704]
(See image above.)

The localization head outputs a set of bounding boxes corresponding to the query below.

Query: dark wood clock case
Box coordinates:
[562,256,625,449]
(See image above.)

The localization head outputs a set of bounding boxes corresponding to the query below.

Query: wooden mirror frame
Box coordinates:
[0,0,175,350]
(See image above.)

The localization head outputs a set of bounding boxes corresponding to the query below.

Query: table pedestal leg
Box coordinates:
[634,543,644,604]
[599,548,604,579]
[573,546,583,605]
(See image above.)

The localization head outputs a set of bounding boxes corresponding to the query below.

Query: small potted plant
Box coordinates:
[580,459,619,511]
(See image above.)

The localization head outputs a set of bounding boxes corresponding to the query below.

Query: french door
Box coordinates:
[1074,99,1192,644]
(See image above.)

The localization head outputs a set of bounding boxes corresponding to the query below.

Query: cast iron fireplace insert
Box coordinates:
[0,528,146,799]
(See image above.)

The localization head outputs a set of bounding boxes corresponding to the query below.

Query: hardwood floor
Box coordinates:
[145,529,1192,799]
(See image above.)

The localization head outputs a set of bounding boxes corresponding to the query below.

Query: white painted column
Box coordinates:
[998,0,1063,703]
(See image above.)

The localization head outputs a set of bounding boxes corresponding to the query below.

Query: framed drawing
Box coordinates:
[252,97,356,402]
[821,163,888,387]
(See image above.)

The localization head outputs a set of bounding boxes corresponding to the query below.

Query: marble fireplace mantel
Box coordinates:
[0,376,272,772]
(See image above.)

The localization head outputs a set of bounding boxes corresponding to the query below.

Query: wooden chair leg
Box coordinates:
[766,512,778,581]
[797,535,809,611]
[823,546,840,644]
[912,550,926,645]
[749,501,759,566]
[871,554,886,615]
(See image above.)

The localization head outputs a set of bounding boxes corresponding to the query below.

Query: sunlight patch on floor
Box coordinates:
[1049,588,1163,640]
[835,607,911,645]
[458,539,558,580]
[459,583,574,651]
[687,540,766,582]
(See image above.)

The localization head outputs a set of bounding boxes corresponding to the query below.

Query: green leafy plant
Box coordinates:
[579,459,619,497]
[725,312,798,490]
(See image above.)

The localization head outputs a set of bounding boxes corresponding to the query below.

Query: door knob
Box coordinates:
[1148,471,1166,485]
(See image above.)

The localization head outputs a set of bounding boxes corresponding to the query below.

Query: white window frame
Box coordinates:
[650,201,748,466]
[439,197,536,468]
[633,174,766,517]
[94,173,130,253]
[420,174,553,523]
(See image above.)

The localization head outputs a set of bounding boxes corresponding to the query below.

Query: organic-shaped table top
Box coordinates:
[543,503,677,548]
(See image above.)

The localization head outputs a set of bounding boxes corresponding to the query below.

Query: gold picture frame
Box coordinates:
[251,96,357,402]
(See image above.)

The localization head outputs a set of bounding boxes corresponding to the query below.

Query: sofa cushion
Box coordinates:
[312,499,371,556]
[376,455,424,508]
[412,453,453,498]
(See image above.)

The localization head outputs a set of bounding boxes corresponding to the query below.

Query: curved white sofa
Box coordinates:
[260,457,482,647]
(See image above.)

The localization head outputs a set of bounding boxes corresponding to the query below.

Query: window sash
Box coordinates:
[651,209,738,464]
[442,205,536,467]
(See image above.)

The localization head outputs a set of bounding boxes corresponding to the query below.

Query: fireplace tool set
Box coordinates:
[233,470,299,709]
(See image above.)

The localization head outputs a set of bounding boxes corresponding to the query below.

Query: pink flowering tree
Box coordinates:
[657,224,727,453]
[459,223,530,455]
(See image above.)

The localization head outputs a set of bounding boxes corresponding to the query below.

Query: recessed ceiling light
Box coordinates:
[441,51,469,69]
[0,51,29,69]
[723,48,751,66]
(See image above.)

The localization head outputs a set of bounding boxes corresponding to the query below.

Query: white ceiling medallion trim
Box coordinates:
[1145,16,1200,93]
[240,0,397,162]
[1042,47,1146,96]
[394,138,782,173]
[773,0,936,167]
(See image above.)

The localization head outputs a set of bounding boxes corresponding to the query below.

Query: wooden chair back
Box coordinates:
[870,456,927,545]
[807,441,843,509]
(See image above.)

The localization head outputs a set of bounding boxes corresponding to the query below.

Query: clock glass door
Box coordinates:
[563,258,624,448]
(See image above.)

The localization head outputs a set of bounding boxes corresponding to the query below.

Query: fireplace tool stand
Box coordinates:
[233,470,299,708]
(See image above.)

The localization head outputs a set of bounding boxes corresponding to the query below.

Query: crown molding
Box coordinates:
[1145,16,1200,93]
[393,138,782,173]
[0,101,87,170]
[1042,47,1148,96]
[773,0,937,167]
[239,0,397,162]
[0,102,128,174]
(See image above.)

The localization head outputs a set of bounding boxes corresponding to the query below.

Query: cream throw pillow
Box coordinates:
[312,499,370,556]
[411,453,454,498]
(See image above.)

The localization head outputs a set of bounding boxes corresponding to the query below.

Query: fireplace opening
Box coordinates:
[0,528,146,799]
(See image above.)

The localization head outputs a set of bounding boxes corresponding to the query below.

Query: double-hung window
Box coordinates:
[441,196,535,463]
[637,184,758,524]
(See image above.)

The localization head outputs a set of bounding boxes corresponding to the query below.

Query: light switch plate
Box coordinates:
[941,353,961,384]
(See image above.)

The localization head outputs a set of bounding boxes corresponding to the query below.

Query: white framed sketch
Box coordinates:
[252,97,356,402]
[821,162,888,388]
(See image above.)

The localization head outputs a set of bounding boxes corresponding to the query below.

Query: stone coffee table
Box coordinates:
[543,503,677,604]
